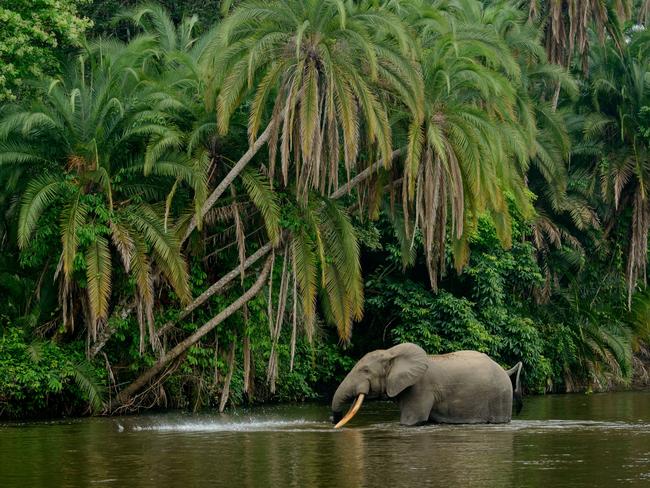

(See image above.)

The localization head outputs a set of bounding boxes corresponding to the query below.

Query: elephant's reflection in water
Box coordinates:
[237,427,366,488]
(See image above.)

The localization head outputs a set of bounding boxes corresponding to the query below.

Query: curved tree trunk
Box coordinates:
[155,150,400,340]
[89,243,275,359]
[155,241,275,339]
[330,149,402,199]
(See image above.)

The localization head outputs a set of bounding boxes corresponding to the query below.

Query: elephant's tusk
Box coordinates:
[334,394,365,429]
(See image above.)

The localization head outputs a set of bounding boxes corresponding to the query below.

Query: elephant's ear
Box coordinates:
[385,343,429,397]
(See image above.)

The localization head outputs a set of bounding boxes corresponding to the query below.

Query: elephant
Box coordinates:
[331,343,522,427]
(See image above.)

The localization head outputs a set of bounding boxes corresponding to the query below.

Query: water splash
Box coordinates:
[130,419,330,433]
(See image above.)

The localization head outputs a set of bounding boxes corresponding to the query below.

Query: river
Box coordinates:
[1,391,650,487]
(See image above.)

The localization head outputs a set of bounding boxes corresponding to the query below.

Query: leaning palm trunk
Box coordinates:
[90,241,276,359]
[155,241,276,339]
[183,119,280,243]
[330,149,402,199]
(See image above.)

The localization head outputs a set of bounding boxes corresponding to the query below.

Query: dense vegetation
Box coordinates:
[1,0,650,418]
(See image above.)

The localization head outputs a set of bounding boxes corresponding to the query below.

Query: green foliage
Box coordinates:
[270,340,356,402]
[0,327,105,417]
[80,0,222,37]
[364,211,639,394]
[0,32,200,346]
[0,0,90,101]
[126,286,356,410]
[208,0,422,197]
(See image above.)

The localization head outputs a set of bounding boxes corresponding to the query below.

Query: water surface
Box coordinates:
[2,391,650,487]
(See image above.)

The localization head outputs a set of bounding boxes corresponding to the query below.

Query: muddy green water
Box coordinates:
[1,391,650,487]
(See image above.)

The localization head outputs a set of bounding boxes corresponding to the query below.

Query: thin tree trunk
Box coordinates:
[89,242,275,357]
[219,337,237,413]
[213,338,219,384]
[267,247,289,393]
[183,121,278,243]
[170,148,398,337]
[289,255,297,372]
[243,334,251,394]
[156,241,275,339]
[330,149,402,199]
[551,81,562,111]
[89,301,135,359]
[158,146,396,341]
[114,256,273,407]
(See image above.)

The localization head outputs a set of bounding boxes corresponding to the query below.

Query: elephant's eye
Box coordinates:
[361,366,370,373]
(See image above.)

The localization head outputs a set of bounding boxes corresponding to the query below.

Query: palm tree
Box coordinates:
[377,0,552,288]
[482,1,592,301]
[105,1,364,406]
[206,0,423,199]
[0,39,198,350]
[518,0,631,111]
[195,0,423,338]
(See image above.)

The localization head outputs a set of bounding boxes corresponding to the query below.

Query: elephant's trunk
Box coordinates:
[331,378,354,419]
[331,376,368,424]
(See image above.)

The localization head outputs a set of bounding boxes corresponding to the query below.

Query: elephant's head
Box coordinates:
[331,343,429,427]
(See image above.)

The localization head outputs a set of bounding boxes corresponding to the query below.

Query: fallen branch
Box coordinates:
[155,241,275,339]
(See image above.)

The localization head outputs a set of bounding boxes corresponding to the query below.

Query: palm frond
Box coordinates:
[18,174,67,249]
[69,360,106,413]
[60,191,89,279]
[241,169,281,244]
[85,235,112,340]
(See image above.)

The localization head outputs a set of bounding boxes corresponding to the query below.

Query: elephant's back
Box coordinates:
[429,350,508,381]
[426,350,513,423]
[430,350,489,361]
[430,350,502,374]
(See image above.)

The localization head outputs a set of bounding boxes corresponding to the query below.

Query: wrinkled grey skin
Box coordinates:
[331,343,522,426]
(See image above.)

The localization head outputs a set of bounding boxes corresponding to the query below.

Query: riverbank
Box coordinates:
[5,356,650,425]
[3,320,650,421]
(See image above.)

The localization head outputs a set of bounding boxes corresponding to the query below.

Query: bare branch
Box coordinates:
[113,254,273,408]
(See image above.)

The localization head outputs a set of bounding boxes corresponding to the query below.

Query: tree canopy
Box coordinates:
[0,0,649,417]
